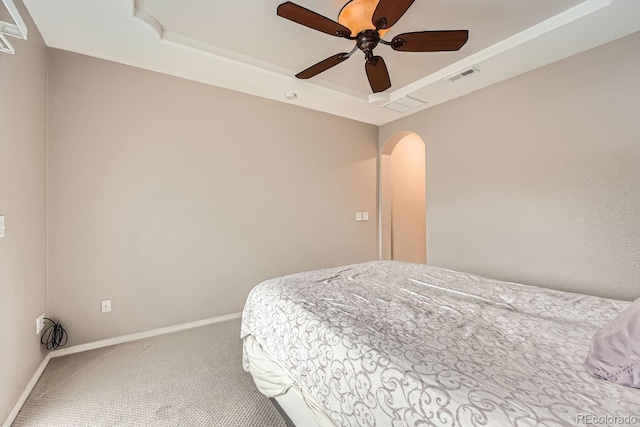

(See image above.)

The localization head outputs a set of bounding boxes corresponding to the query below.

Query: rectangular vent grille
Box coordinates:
[383,96,426,113]
[446,67,479,82]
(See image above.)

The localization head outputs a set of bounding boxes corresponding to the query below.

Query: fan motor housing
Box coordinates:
[356,29,380,55]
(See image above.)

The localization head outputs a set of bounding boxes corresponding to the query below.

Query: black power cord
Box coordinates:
[40,318,68,350]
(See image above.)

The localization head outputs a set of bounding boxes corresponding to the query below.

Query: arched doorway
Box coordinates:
[380,132,426,263]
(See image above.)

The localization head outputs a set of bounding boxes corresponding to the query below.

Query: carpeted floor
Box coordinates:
[12,319,286,427]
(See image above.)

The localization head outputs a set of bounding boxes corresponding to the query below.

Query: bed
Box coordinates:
[241,261,640,426]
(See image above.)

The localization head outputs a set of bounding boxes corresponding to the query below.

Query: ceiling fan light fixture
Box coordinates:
[276,0,468,94]
[338,0,390,37]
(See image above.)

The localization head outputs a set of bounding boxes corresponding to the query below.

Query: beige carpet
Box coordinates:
[13,319,286,427]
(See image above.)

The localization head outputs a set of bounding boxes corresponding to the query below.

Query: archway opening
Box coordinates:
[380,132,426,263]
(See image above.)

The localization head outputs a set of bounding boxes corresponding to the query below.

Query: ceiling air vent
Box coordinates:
[446,67,479,83]
[383,96,426,113]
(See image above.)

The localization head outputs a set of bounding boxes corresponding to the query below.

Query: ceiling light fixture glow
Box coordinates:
[338,0,390,37]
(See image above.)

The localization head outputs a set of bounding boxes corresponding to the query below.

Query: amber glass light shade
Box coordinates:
[338,0,390,37]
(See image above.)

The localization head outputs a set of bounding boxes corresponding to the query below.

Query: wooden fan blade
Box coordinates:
[372,0,415,30]
[391,30,469,52]
[365,56,391,93]
[296,53,350,79]
[277,2,351,37]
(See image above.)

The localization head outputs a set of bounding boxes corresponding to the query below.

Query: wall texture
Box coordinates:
[0,0,48,423]
[380,31,640,301]
[47,49,379,346]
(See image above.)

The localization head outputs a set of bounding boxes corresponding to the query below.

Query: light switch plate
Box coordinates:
[355,212,363,222]
[0,215,5,238]
[362,212,369,221]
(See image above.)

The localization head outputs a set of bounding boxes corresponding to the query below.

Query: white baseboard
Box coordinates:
[50,312,243,358]
[2,354,51,427]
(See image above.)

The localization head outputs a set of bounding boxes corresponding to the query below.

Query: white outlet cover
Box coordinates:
[36,314,44,334]
[101,299,112,313]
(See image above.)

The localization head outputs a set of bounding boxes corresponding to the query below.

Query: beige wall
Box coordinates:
[380,134,426,263]
[380,31,640,301]
[0,0,48,423]
[47,49,379,346]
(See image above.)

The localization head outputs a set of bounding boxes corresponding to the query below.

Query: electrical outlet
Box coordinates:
[36,313,45,334]
[101,299,112,313]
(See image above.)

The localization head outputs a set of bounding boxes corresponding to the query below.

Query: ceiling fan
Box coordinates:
[276,0,469,93]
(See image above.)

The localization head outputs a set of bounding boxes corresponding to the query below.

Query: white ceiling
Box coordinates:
[21,0,640,125]
[135,0,584,95]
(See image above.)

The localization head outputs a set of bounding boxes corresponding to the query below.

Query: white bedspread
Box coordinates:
[241,261,640,426]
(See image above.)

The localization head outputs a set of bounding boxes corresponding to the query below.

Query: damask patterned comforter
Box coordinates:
[241,261,640,426]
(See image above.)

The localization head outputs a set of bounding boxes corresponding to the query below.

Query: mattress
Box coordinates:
[241,261,640,426]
